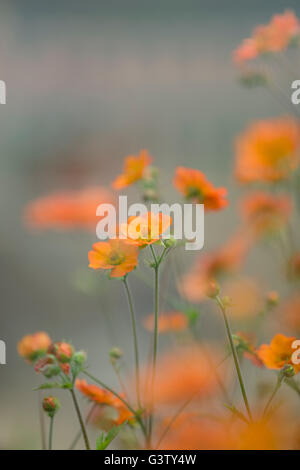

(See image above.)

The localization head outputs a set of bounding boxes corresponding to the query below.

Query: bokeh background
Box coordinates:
[1,0,300,449]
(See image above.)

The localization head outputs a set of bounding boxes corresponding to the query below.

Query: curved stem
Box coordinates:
[48,417,54,450]
[69,403,97,450]
[263,376,282,418]
[83,370,147,438]
[123,277,141,409]
[70,389,90,450]
[215,295,252,422]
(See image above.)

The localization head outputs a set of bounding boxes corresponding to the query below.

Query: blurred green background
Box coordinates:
[0,0,299,449]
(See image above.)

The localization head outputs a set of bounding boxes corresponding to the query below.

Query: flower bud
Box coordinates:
[42,396,60,418]
[53,342,74,363]
[73,351,87,366]
[266,291,279,308]
[110,347,123,364]
[281,364,295,378]
[206,280,220,299]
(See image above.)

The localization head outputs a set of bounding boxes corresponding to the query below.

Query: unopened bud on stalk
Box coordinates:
[53,342,74,363]
[110,347,123,364]
[73,351,87,366]
[281,364,295,378]
[206,280,220,299]
[266,291,279,308]
[42,396,60,418]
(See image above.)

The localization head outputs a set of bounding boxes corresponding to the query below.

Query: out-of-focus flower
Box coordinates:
[180,234,250,302]
[112,150,152,189]
[282,293,300,330]
[266,291,280,308]
[235,117,300,183]
[76,379,134,426]
[173,167,228,210]
[88,239,139,278]
[240,192,292,238]
[42,396,60,418]
[257,333,300,373]
[234,10,300,65]
[143,311,188,333]
[222,278,264,319]
[24,186,114,231]
[287,253,300,281]
[143,345,220,406]
[17,332,52,363]
[233,332,263,367]
[120,212,172,247]
[233,418,283,450]
[50,342,74,363]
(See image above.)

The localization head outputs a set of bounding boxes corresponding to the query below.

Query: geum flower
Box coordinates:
[120,211,172,247]
[24,186,114,231]
[257,333,300,374]
[17,332,52,363]
[112,149,152,189]
[180,234,250,302]
[173,166,228,210]
[76,379,134,426]
[143,311,188,333]
[235,117,300,183]
[88,239,139,278]
[234,10,300,65]
[240,192,292,238]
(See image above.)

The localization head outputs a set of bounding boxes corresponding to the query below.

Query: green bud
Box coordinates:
[73,351,87,366]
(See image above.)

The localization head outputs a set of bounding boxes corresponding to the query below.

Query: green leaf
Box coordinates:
[96,423,126,450]
[33,382,72,391]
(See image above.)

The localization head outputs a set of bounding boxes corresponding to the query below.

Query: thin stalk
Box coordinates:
[83,370,147,438]
[38,391,46,450]
[48,417,54,450]
[123,277,141,408]
[69,403,97,450]
[70,389,90,450]
[263,377,282,418]
[215,295,252,422]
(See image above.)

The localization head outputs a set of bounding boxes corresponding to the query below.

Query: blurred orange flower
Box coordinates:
[257,333,300,373]
[180,234,250,302]
[241,192,292,237]
[88,239,139,278]
[112,149,152,189]
[76,379,134,425]
[235,117,300,183]
[287,253,300,281]
[143,311,188,333]
[223,278,264,319]
[24,186,114,230]
[17,332,52,363]
[234,10,300,65]
[120,211,172,247]
[282,293,300,330]
[173,167,228,210]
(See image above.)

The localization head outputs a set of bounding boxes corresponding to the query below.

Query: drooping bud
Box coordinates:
[42,396,60,418]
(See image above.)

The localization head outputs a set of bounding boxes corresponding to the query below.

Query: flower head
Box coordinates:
[143,311,188,333]
[42,396,60,418]
[173,167,228,210]
[51,342,74,363]
[112,149,152,189]
[120,211,172,247]
[240,192,292,237]
[88,239,139,278]
[24,186,114,231]
[235,117,300,183]
[17,332,52,363]
[257,333,300,373]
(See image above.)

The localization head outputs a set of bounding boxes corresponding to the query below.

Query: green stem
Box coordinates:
[148,246,160,446]
[70,389,90,450]
[83,370,147,438]
[48,416,54,450]
[216,295,252,422]
[69,403,97,450]
[123,277,141,409]
[263,376,282,418]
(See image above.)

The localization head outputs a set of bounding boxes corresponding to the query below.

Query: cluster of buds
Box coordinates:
[18,332,87,386]
[42,396,60,418]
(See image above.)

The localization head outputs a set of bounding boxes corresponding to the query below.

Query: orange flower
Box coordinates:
[223,278,264,319]
[235,117,300,183]
[51,342,74,363]
[234,11,300,65]
[24,186,114,230]
[76,379,134,425]
[17,332,52,363]
[143,312,188,333]
[257,333,300,373]
[241,192,292,237]
[88,239,139,278]
[173,167,228,210]
[287,253,300,281]
[282,293,300,330]
[142,345,219,406]
[112,149,152,189]
[120,211,172,247]
[180,234,250,302]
